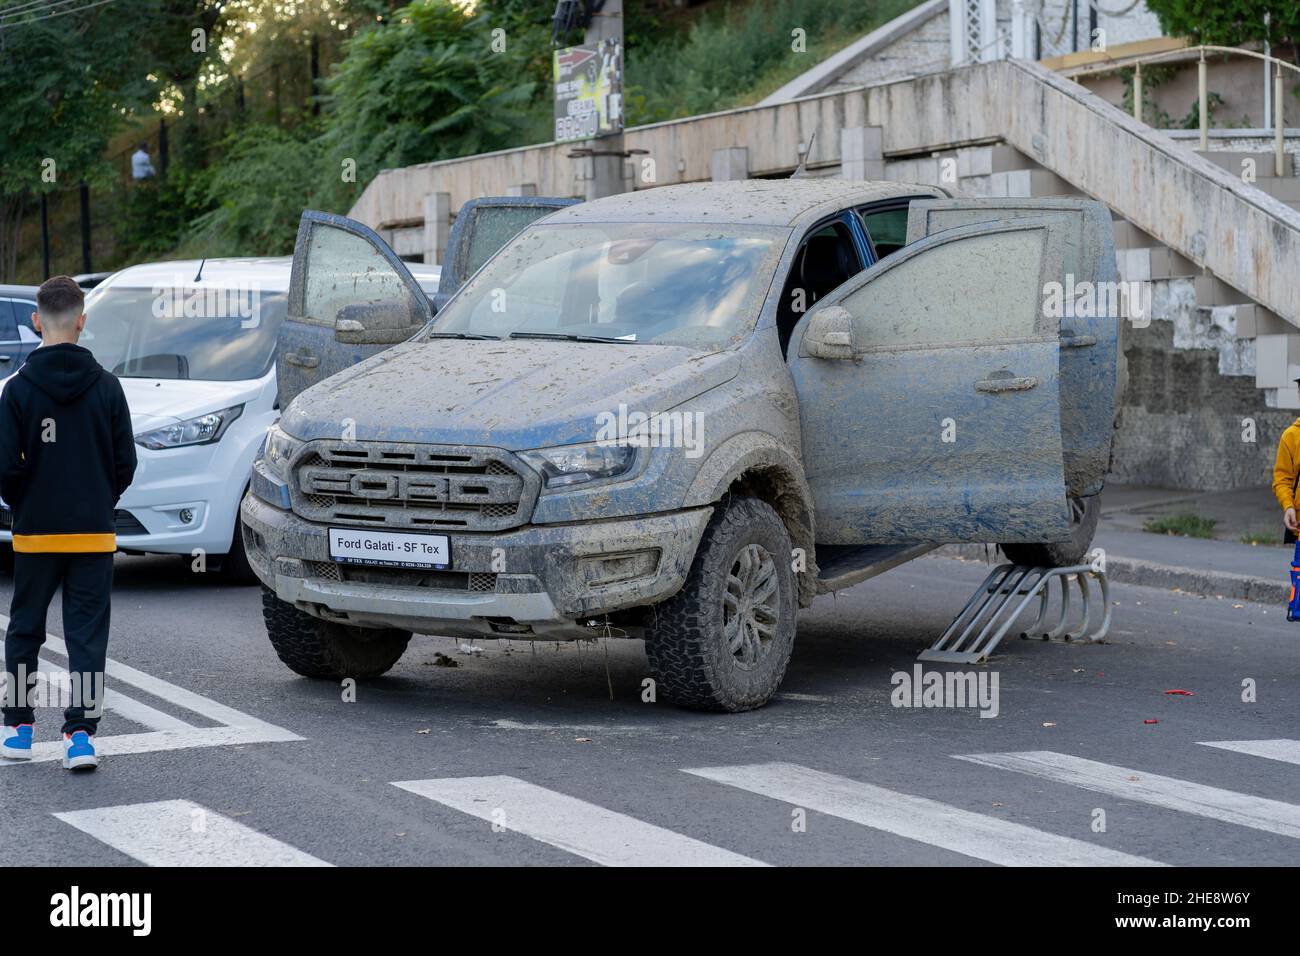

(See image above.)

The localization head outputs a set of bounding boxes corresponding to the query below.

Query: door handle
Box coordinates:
[284,350,320,369]
[975,374,1039,393]
[1060,332,1098,348]
[0,356,11,362]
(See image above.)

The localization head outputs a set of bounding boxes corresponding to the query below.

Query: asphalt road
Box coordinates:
[2,552,1298,867]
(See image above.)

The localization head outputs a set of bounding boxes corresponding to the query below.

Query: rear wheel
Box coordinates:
[1000,494,1100,568]
[261,586,411,679]
[644,496,796,712]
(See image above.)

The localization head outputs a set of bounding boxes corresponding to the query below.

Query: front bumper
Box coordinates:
[240,490,712,639]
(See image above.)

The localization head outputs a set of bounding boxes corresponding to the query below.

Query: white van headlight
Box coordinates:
[519,443,637,490]
[135,405,244,450]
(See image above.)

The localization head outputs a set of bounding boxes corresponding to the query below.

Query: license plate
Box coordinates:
[328,528,450,570]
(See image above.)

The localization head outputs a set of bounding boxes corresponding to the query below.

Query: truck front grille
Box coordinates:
[305,560,497,592]
[291,441,538,531]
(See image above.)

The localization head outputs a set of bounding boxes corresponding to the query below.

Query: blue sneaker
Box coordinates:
[62,730,98,771]
[1,724,33,760]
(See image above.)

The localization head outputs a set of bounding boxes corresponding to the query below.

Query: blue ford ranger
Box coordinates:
[241,180,1118,711]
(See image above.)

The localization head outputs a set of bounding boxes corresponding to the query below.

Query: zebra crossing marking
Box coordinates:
[1200,739,1300,767]
[54,799,332,867]
[392,775,770,867]
[0,614,302,766]
[957,750,1300,839]
[684,761,1163,866]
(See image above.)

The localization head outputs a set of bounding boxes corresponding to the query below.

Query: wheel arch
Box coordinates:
[684,432,819,607]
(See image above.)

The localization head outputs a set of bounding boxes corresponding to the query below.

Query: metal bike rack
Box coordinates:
[917,564,1111,664]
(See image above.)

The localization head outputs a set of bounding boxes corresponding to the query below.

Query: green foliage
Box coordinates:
[627,0,922,124]
[323,1,547,177]
[1145,0,1300,62]
[1143,513,1219,538]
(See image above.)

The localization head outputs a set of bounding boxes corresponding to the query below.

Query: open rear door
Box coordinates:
[906,198,1119,498]
[434,196,579,310]
[789,217,1071,544]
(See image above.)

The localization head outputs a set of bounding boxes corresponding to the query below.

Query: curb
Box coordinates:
[932,544,1288,606]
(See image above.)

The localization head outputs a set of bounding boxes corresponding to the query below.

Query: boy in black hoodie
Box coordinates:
[0,276,136,770]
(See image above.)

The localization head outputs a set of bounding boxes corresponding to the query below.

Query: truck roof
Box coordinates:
[545,180,947,228]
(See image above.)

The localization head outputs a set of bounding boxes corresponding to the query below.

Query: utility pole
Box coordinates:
[583,0,625,200]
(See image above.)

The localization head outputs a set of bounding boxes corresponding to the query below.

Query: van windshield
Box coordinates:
[427,222,785,349]
[80,285,286,381]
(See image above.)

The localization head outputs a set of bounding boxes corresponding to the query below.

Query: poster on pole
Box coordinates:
[553,38,624,143]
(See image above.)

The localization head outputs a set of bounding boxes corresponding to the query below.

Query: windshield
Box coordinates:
[80,284,286,380]
[427,222,785,349]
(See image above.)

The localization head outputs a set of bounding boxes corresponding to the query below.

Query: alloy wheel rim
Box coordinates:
[723,543,779,669]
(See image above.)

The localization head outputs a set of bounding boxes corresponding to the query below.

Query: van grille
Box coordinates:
[291,441,537,531]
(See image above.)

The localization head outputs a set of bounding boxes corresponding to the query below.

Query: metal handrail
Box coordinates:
[1082,43,1296,175]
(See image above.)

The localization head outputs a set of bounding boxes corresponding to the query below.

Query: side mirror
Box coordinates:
[334,300,423,345]
[804,305,857,360]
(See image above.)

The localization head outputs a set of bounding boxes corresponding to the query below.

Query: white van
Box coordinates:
[0,256,440,581]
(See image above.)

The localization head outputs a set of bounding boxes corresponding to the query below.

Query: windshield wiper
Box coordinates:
[508,331,631,344]
[426,331,501,340]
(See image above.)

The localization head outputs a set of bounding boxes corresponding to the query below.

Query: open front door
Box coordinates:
[278,210,432,409]
[434,196,579,310]
[906,198,1119,497]
[789,218,1071,545]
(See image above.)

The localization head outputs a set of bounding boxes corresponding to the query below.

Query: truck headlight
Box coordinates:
[519,443,637,490]
[262,424,303,477]
[135,405,244,450]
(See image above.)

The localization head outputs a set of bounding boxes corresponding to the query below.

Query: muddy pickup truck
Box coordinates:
[240,180,1118,712]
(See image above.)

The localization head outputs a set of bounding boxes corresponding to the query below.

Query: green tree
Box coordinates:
[1145,0,1300,65]
[0,0,220,280]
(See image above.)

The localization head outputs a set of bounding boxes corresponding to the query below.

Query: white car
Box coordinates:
[0,256,440,581]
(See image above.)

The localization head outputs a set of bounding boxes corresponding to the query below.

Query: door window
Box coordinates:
[859,206,910,259]
[840,229,1046,351]
[0,300,18,342]
[301,224,423,331]
[776,219,863,355]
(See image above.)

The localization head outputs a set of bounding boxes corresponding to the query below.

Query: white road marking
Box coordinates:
[957,751,1300,839]
[0,614,301,766]
[54,800,331,867]
[684,761,1163,867]
[1200,739,1300,767]
[393,775,769,867]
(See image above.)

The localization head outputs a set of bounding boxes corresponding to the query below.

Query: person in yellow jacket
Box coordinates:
[1273,388,1300,620]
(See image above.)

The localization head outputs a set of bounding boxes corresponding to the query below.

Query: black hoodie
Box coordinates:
[0,343,136,551]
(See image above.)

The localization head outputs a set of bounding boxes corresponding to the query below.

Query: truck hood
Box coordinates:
[280,339,740,449]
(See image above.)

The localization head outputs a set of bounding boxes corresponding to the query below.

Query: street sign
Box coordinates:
[553,38,624,144]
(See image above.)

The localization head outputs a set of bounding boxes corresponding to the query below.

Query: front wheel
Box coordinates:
[261,586,411,679]
[1000,494,1100,568]
[644,496,797,712]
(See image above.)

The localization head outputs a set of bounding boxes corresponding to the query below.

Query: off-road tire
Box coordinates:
[644,496,797,712]
[1001,494,1100,568]
[261,586,411,679]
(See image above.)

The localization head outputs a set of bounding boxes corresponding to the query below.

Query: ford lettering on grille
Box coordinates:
[293,442,538,531]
